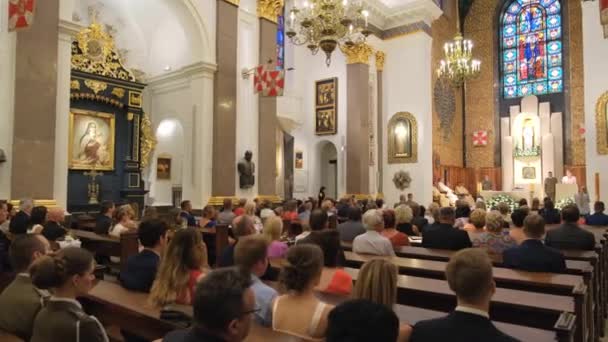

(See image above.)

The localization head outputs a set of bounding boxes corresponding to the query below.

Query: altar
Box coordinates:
[479,190,530,207]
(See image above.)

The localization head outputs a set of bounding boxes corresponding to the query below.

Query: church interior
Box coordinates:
[1,0,608,341]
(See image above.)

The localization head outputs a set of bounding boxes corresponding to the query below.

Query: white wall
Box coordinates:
[382,32,433,207]
[582,2,608,202]
[150,119,185,206]
[0,0,16,199]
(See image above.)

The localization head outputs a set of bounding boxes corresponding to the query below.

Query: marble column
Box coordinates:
[376,51,385,196]
[11,0,59,200]
[210,0,239,206]
[257,16,280,203]
[342,43,374,198]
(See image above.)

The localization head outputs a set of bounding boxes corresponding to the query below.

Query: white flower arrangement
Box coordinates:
[485,194,517,212]
[556,197,575,210]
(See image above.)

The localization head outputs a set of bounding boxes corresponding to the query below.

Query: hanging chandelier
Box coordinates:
[436,5,480,87]
[286,0,371,66]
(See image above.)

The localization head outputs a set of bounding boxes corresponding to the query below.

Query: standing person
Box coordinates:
[179,200,197,227]
[411,249,517,342]
[544,171,558,202]
[0,235,51,340]
[30,248,108,342]
[199,205,217,228]
[405,193,418,208]
[120,219,169,292]
[0,202,10,272]
[162,268,255,342]
[95,201,115,235]
[575,186,591,216]
[562,169,577,185]
[545,205,595,250]
[218,199,236,225]
[318,187,326,208]
[9,198,33,235]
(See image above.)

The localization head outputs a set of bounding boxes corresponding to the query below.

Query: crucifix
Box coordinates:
[83,169,103,204]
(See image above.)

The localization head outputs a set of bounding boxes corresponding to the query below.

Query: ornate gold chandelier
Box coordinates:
[286,0,371,66]
[436,5,480,87]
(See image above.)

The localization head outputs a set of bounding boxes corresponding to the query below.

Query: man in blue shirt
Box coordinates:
[586,202,608,226]
[120,219,168,292]
[234,235,277,327]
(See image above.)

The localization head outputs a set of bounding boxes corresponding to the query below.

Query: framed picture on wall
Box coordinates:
[315,107,337,135]
[157,157,171,180]
[315,77,337,107]
[522,166,536,180]
[68,109,115,170]
[295,150,303,169]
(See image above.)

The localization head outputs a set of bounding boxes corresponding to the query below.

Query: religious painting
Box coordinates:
[522,166,536,179]
[156,157,171,180]
[315,78,337,108]
[295,150,303,169]
[387,112,418,164]
[315,107,337,135]
[68,109,115,171]
[596,91,608,155]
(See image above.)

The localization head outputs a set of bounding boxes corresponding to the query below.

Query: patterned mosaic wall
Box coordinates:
[432,1,464,167]
[463,0,585,168]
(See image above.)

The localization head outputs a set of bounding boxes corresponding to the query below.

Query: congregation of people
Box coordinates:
[0,189,607,342]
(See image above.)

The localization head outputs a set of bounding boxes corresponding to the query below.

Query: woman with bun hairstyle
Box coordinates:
[30,247,108,342]
[272,244,333,340]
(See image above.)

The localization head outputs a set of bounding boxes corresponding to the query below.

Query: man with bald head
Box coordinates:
[41,207,67,241]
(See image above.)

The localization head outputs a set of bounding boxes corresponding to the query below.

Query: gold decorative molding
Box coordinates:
[111,87,125,99]
[387,112,418,164]
[375,51,385,71]
[340,43,374,65]
[596,91,608,155]
[256,195,283,204]
[127,112,134,121]
[84,79,108,95]
[257,0,283,23]
[139,113,156,169]
[208,196,238,207]
[70,80,80,90]
[71,22,136,81]
[9,200,58,208]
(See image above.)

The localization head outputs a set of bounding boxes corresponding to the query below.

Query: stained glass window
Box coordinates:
[276,8,285,70]
[501,0,563,99]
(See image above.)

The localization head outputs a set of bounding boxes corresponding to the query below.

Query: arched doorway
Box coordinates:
[150,118,185,207]
[319,141,338,200]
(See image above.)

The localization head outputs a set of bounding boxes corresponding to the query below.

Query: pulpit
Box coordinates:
[556,184,578,203]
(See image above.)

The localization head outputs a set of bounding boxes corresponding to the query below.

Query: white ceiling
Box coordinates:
[363,0,443,29]
[373,0,419,8]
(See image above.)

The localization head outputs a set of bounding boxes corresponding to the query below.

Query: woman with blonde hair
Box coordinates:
[395,205,419,236]
[463,209,486,234]
[471,211,516,255]
[264,216,288,258]
[149,229,208,306]
[244,201,263,232]
[353,259,412,342]
[109,204,137,237]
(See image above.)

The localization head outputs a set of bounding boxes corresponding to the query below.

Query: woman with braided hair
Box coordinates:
[30,247,108,342]
[272,244,333,340]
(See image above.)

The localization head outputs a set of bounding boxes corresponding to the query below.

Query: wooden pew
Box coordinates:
[70,229,139,275]
[0,330,23,342]
[344,251,592,342]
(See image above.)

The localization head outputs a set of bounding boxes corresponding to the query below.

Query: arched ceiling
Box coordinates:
[74,0,204,78]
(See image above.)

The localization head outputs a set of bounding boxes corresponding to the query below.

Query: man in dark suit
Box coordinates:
[586,201,608,226]
[337,207,365,242]
[120,219,168,292]
[301,209,346,265]
[422,207,472,251]
[9,198,33,235]
[411,249,517,342]
[94,201,115,235]
[180,200,197,227]
[502,214,566,273]
[545,205,595,250]
[0,235,51,340]
[41,208,67,241]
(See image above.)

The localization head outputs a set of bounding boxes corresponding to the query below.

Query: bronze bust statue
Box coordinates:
[237,151,255,189]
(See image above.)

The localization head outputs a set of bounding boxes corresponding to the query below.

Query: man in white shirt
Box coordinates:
[352,209,395,256]
[562,169,577,185]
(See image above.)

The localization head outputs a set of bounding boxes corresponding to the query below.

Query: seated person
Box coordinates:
[218,215,256,267]
[455,182,475,208]
[454,201,471,230]
[273,244,333,340]
[179,200,197,227]
[437,181,458,205]
[233,198,247,217]
[234,236,277,327]
[302,232,352,296]
[353,259,411,341]
[545,205,595,250]
[471,211,516,255]
[149,229,208,306]
[411,204,428,234]
[0,235,51,340]
[263,216,288,259]
[411,249,517,342]
[41,207,67,241]
[109,204,137,237]
[327,299,400,342]
[509,208,529,244]
[337,206,366,242]
[422,207,472,251]
[502,214,566,273]
[162,268,254,342]
[353,209,395,256]
[539,200,561,225]
[0,202,11,273]
[30,247,108,342]
[496,202,511,228]
[199,205,217,228]
[120,219,168,292]
[299,209,346,264]
[395,205,419,236]
[217,199,236,225]
[9,198,32,235]
[463,209,486,235]
[381,209,409,247]
[585,201,608,226]
[26,206,47,234]
[94,200,115,235]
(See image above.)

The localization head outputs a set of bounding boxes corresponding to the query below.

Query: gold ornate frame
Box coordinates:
[597,91,608,155]
[387,112,418,164]
[69,109,116,170]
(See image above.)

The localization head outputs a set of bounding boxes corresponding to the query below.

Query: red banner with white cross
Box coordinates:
[8,0,35,32]
[472,130,489,147]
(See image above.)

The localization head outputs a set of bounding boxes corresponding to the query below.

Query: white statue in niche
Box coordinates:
[522,118,535,150]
